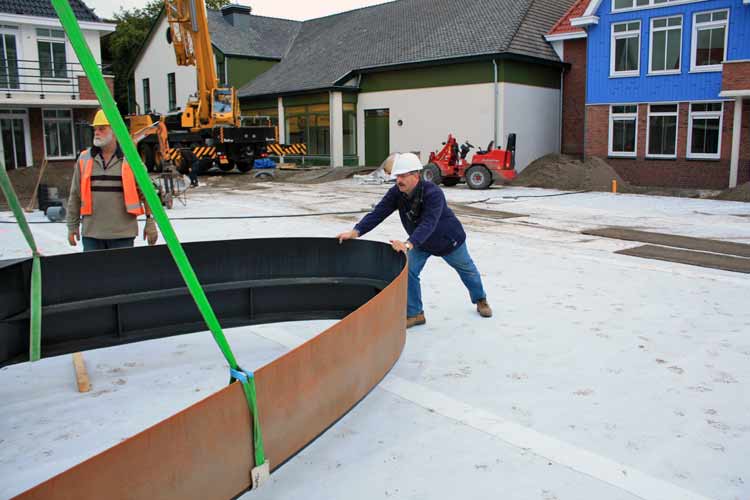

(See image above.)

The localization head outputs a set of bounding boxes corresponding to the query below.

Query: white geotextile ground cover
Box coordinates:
[1,181,749,500]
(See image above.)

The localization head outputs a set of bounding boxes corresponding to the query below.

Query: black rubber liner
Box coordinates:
[0,238,405,367]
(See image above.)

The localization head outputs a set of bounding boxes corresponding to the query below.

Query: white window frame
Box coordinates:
[612,0,707,13]
[142,78,150,113]
[0,108,32,167]
[690,9,729,73]
[42,108,76,160]
[687,101,723,159]
[36,28,68,81]
[608,104,639,158]
[646,103,679,159]
[167,72,176,111]
[0,26,21,91]
[648,15,682,75]
[610,21,641,78]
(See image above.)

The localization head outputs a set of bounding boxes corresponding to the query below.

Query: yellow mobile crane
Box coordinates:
[129,0,276,173]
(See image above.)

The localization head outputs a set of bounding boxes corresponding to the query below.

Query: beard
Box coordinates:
[93,135,113,147]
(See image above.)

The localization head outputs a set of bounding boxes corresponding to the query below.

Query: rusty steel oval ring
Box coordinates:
[1,238,407,500]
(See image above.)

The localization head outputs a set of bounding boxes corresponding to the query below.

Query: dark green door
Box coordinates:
[365,108,389,166]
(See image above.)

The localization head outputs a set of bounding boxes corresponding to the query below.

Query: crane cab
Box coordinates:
[211,88,237,126]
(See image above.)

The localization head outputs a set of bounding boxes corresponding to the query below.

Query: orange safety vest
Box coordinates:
[78,149,144,216]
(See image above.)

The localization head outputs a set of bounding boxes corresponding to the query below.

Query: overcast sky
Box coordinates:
[86,0,395,21]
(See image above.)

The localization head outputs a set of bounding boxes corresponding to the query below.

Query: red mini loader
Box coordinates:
[422,133,517,189]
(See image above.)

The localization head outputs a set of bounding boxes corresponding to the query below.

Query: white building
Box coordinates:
[239,0,574,169]
[0,0,114,170]
[129,4,299,116]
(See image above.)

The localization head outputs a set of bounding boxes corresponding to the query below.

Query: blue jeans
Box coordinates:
[407,242,486,317]
[82,237,135,252]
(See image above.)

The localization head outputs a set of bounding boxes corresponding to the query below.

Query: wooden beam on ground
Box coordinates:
[72,352,91,393]
[583,227,750,258]
[616,245,750,274]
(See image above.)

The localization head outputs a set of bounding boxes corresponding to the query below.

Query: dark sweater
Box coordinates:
[354,181,466,256]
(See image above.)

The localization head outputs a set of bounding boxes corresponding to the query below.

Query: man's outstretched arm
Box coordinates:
[338,187,399,242]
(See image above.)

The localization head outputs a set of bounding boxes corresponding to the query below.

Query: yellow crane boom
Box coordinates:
[164,0,239,129]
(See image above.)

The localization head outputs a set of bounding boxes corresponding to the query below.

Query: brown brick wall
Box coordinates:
[583,104,608,158]
[561,39,586,156]
[78,75,114,101]
[722,61,750,92]
[584,101,743,189]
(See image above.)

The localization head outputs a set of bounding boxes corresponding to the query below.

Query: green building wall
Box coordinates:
[226,57,278,89]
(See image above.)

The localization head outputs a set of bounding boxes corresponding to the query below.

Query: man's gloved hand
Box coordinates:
[68,228,79,246]
[143,218,158,246]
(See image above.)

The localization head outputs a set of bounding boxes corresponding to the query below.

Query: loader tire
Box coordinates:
[421,163,442,185]
[466,165,492,190]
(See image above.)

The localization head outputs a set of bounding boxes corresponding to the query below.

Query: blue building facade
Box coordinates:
[556,0,750,188]
[586,0,750,104]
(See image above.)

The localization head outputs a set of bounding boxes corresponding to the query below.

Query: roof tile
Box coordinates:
[207,9,300,59]
[546,0,588,37]
[240,0,574,98]
[0,0,101,22]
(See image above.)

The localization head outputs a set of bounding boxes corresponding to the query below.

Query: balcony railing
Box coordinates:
[0,58,113,99]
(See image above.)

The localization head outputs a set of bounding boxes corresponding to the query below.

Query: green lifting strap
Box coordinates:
[50,0,266,470]
[0,166,42,361]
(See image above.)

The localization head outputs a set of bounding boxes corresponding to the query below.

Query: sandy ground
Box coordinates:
[1,180,750,500]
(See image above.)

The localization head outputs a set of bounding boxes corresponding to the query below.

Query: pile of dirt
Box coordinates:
[712,182,750,202]
[1,165,74,210]
[512,154,631,192]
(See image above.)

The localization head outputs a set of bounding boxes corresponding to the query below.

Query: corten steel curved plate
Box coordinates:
[0,238,404,366]
[4,238,407,500]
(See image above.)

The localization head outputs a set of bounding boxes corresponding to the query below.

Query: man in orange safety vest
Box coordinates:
[66,109,158,251]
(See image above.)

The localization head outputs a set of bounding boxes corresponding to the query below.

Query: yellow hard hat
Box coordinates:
[92,109,110,127]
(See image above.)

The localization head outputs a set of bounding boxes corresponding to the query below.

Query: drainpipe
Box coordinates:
[559,71,564,154]
[729,97,743,188]
[277,96,285,162]
[493,59,499,147]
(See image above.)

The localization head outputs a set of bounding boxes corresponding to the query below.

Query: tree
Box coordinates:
[105,0,231,114]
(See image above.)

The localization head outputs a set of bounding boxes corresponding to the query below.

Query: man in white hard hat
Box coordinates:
[66,109,158,252]
[337,153,492,328]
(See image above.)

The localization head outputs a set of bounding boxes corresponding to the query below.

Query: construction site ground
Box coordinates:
[1,178,749,500]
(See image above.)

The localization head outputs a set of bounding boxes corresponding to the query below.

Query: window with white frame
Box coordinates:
[611,21,641,77]
[613,0,700,12]
[37,28,67,79]
[688,102,722,159]
[609,105,638,157]
[691,10,728,72]
[650,16,682,73]
[167,73,176,111]
[142,78,150,113]
[647,104,678,158]
[613,0,649,11]
[43,109,74,159]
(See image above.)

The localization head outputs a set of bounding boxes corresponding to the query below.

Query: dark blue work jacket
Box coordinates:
[354,180,466,256]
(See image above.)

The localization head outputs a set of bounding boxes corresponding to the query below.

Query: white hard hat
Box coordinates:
[389,153,423,179]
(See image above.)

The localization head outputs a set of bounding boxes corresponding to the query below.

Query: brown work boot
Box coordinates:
[406,313,426,329]
[476,299,493,318]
